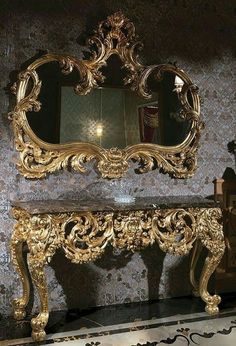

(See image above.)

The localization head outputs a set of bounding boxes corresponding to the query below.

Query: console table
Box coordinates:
[10,196,225,341]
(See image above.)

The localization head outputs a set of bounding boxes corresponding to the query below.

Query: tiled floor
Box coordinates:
[1,294,236,345]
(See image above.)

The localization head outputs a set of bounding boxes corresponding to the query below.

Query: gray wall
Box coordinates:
[0,0,235,316]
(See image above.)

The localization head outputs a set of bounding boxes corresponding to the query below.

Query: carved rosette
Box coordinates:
[9,11,203,179]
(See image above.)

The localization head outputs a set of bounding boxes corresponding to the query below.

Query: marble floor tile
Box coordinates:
[1,294,236,346]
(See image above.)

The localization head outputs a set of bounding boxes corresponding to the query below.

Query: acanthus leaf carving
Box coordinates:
[10,11,203,179]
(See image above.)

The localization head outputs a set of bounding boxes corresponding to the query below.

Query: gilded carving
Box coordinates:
[196,208,225,256]
[28,254,49,341]
[9,12,203,179]
[191,207,225,314]
[11,205,225,341]
[97,148,130,179]
[113,210,154,251]
[153,209,197,255]
[62,212,114,263]
[10,208,30,320]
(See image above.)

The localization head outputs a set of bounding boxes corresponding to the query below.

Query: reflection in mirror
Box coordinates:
[11,11,202,179]
[26,61,192,148]
[60,87,159,147]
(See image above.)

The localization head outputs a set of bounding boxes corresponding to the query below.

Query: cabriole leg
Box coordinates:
[10,231,30,320]
[196,208,225,315]
[190,240,202,297]
[28,254,49,342]
[199,249,224,315]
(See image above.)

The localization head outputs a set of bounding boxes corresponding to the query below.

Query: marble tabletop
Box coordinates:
[11,196,219,215]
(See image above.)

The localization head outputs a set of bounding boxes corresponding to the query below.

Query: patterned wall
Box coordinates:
[0,0,235,317]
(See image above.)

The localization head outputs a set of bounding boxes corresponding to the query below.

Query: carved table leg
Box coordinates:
[10,228,30,320]
[197,208,225,315]
[199,250,224,314]
[28,254,49,342]
[190,240,202,297]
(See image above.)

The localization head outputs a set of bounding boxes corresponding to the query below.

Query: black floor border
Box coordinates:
[9,310,236,346]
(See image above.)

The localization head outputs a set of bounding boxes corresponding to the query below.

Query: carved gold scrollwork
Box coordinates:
[9,11,203,179]
[10,208,30,320]
[28,214,66,262]
[12,210,67,262]
[153,209,197,255]
[194,208,225,315]
[195,208,225,255]
[11,205,225,341]
[62,212,113,263]
[97,148,130,178]
[10,207,224,265]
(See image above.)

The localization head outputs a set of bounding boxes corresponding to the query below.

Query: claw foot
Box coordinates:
[205,295,221,315]
[31,312,48,341]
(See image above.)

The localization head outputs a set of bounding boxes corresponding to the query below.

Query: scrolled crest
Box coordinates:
[9,11,203,179]
[96,11,137,46]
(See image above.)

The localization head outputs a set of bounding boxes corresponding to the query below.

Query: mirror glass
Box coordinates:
[26,59,192,148]
[12,12,202,180]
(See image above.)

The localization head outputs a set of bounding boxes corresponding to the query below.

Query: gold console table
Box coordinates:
[10,196,225,341]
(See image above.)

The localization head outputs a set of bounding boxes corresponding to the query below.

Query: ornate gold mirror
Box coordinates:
[9,11,203,179]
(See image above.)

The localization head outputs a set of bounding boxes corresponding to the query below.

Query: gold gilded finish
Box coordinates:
[62,212,114,263]
[195,208,225,314]
[10,208,30,320]
[189,240,202,297]
[153,209,197,255]
[11,205,224,341]
[9,11,203,179]
[113,210,155,250]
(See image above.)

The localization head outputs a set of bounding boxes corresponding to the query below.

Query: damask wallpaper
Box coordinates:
[0,0,235,317]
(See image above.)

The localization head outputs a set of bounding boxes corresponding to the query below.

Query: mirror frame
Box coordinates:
[9,11,203,179]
